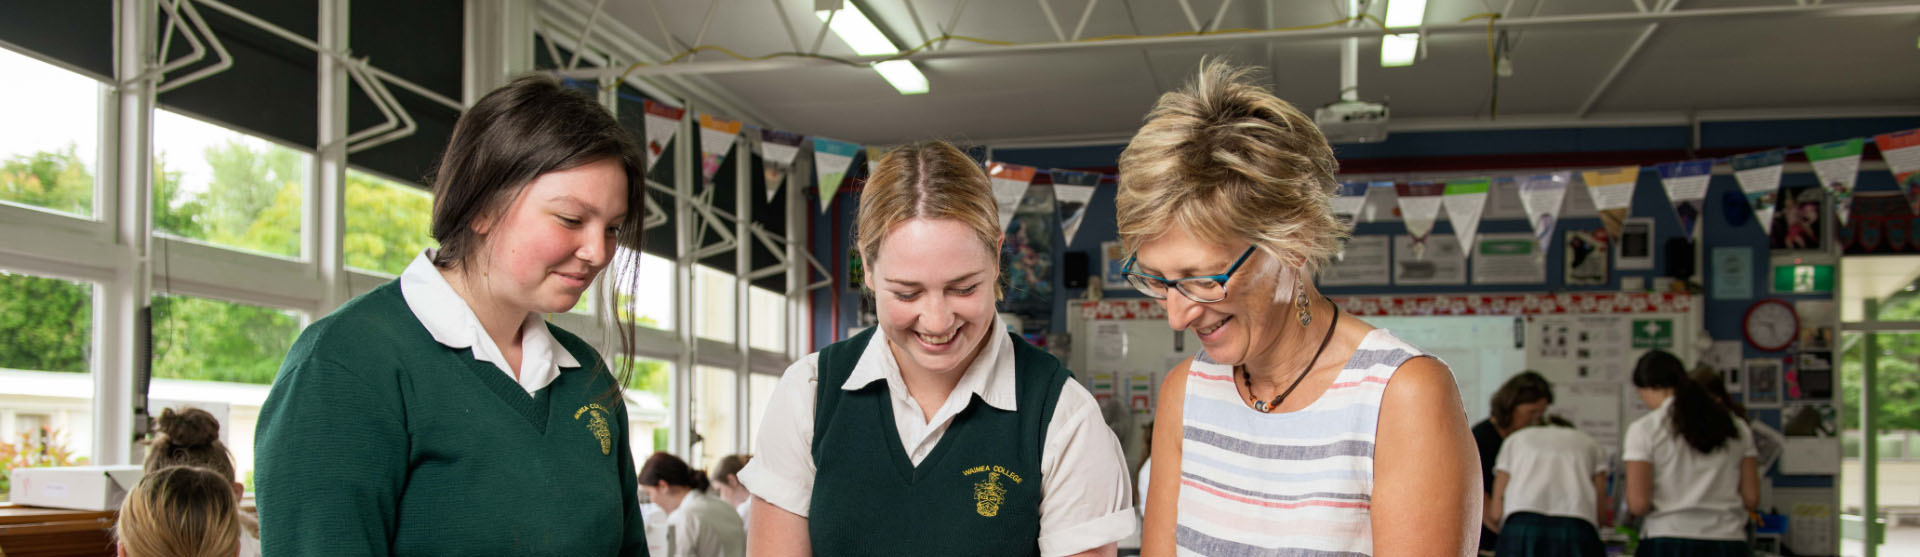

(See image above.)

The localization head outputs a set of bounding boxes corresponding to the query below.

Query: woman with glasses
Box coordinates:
[1121,61,1481,556]
[737,141,1134,556]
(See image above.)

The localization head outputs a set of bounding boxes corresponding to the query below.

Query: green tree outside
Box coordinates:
[1842,295,1920,431]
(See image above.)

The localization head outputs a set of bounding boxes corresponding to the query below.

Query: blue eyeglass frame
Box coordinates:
[1120,245,1258,302]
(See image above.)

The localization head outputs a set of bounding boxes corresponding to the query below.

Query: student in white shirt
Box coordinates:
[737,141,1134,557]
[643,452,747,557]
[712,454,754,525]
[1487,415,1609,557]
[1623,350,1760,557]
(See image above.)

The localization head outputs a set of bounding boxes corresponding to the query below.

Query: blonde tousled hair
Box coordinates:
[1115,60,1345,272]
[116,465,241,557]
[855,140,1003,298]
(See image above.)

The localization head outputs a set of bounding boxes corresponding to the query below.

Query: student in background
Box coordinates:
[643,452,747,557]
[1486,415,1609,557]
[142,407,258,557]
[1624,350,1760,557]
[1473,372,1555,553]
[116,465,242,557]
[1689,368,1748,420]
[712,454,754,523]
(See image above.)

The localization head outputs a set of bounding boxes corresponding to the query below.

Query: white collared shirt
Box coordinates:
[737,316,1137,557]
[1623,397,1756,541]
[399,251,580,394]
[1495,426,1609,526]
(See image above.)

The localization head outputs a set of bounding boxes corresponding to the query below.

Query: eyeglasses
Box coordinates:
[1121,245,1257,303]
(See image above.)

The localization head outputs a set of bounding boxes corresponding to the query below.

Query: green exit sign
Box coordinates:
[1772,264,1834,294]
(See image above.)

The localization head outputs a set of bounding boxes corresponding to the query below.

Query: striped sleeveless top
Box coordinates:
[1175,328,1428,556]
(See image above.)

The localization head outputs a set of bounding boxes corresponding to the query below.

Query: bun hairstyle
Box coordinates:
[1116,59,1344,273]
[115,465,241,557]
[639,452,711,492]
[1634,350,1740,454]
[145,407,236,483]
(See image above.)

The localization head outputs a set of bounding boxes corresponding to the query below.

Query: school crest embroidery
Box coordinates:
[573,403,612,455]
[963,465,1021,517]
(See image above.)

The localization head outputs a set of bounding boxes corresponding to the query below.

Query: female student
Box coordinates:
[738,141,1134,557]
[255,75,650,555]
[143,407,259,556]
[117,465,242,557]
[712,454,753,523]
[1486,415,1609,557]
[1122,60,1480,556]
[642,452,747,557]
[1474,372,1556,551]
[1624,350,1760,557]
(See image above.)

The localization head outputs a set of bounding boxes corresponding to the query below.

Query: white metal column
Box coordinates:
[312,0,349,315]
[98,0,158,465]
[671,103,696,459]
[463,0,533,106]
[734,133,752,452]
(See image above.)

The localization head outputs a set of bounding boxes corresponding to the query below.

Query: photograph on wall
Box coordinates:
[1615,218,1655,270]
[1780,401,1841,475]
[999,186,1055,331]
[1770,185,1827,252]
[1795,299,1835,351]
[1564,229,1609,286]
[1101,240,1128,290]
[1787,351,1833,400]
[1747,358,1783,408]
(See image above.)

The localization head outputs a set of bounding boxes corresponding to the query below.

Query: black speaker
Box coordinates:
[1664,237,1695,279]
[1064,251,1090,288]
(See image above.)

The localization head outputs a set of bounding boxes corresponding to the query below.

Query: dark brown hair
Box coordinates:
[713,454,752,486]
[1635,350,1740,454]
[639,451,710,492]
[1490,371,1555,429]
[1690,366,1748,420]
[427,74,647,389]
[143,407,235,483]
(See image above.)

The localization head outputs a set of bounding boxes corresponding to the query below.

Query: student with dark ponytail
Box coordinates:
[1622,350,1760,557]
[641,452,745,557]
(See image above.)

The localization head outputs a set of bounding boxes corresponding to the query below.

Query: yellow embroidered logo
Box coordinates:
[573,403,612,455]
[962,465,1022,517]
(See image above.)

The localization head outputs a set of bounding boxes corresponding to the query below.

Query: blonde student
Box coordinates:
[142,407,258,556]
[738,140,1135,557]
[255,75,650,555]
[116,465,242,557]
[1624,350,1760,557]
[1122,60,1480,556]
[711,454,754,523]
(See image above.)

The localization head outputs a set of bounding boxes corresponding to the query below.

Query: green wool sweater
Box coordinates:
[254,280,648,556]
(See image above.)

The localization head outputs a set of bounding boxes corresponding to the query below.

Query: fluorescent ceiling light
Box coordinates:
[815,4,930,95]
[1383,0,1428,29]
[1381,33,1419,67]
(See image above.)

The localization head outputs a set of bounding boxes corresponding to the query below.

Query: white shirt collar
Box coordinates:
[399,250,580,394]
[842,314,1018,412]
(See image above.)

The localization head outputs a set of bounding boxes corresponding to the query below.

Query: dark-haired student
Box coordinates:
[254,74,651,556]
[642,452,746,557]
[1623,350,1760,557]
[1473,371,1555,553]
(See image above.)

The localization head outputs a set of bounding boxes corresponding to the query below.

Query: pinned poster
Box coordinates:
[811,137,861,213]
[1441,179,1490,252]
[1050,169,1101,245]
[1518,172,1571,257]
[1395,182,1446,259]
[1732,149,1787,234]
[1656,160,1713,236]
[1876,129,1920,211]
[642,100,686,171]
[988,162,1039,231]
[1581,166,1639,238]
[696,113,743,182]
[1805,138,1862,225]
[758,129,805,201]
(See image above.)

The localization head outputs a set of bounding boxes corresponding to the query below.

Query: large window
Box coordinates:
[695,265,736,343]
[0,47,99,218]
[749,286,786,353]
[609,248,675,330]
[617,356,673,458]
[152,110,311,259]
[149,293,303,489]
[345,169,435,276]
[747,372,779,450]
[693,365,736,471]
[0,272,94,502]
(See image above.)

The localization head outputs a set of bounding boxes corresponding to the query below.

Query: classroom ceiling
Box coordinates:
[577,0,1920,146]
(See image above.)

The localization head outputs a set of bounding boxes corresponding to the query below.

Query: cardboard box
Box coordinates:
[8,465,145,511]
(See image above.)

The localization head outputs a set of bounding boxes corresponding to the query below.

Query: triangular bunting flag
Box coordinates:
[1731,149,1787,234]
[1655,160,1713,236]
[1580,166,1639,238]
[1517,172,1570,258]
[642,100,686,171]
[1442,179,1490,252]
[1331,181,1372,230]
[1805,138,1863,226]
[696,113,743,183]
[1875,129,1920,213]
[758,129,805,202]
[866,145,894,178]
[988,162,1039,231]
[1049,169,1101,246]
[811,137,860,214]
[1395,182,1446,259]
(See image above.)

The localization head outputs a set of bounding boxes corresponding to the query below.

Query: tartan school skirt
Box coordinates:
[1635,537,1749,557]
[1494,512,1604,557]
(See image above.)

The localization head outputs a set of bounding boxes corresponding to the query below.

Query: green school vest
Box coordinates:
[807,328,1071,556]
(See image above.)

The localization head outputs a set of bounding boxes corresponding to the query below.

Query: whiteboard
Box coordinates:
[1364,315,1528,424]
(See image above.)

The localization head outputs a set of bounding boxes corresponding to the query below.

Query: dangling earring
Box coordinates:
[1295,278,1312,327]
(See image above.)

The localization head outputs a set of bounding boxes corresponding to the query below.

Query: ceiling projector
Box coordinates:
[1314,99,1390,145]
